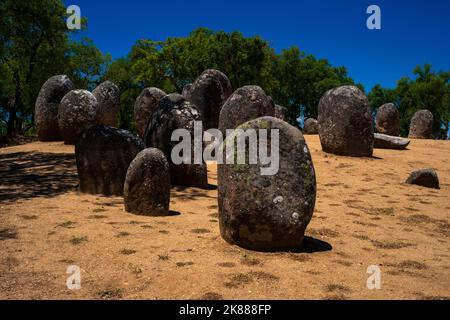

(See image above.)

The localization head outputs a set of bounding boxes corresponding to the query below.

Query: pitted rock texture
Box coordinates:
[274,105,289,122]
[408,109,434,139]
[124,148,171,216]
[35,75,75,141]
[184,69,232,129]
[375,103,399,136]
[134,87,167,137]
[318,85,374,157]
[143,93,208,188]
[92,81,120,127]
[219,85,275,135]
[303,118,318,135]
[218,116,316,251]
[75,125,144,196]
[58,90,98,145]
[406,168,440,189]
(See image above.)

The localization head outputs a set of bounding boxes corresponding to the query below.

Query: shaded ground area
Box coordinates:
[0,137,449,300]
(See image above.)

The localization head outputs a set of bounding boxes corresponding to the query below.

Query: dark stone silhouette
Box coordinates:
[408,109,434,139]
[219,85,275,135]
[92,81,120,127]
[144,93,208,188]
[218,116,316,251]
[35,75,75,141]
[124,148,170,216]
[58,90,98,145]
[303,118,318,135]
[374,133,410,150]
[318,85,373,157]
[406,168,440,189]
[375,103,399,136]
[134,87,166,137]
[75,125,144,196]
[274,105,289,122]
[184,69,232,129]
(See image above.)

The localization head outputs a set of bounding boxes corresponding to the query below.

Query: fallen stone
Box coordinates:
[374,133,410,150]
[406,168,440,189]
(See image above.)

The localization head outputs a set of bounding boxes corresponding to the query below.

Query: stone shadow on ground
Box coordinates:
[0,151,78,203]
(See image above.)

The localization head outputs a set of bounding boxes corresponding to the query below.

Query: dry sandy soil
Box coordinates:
[0,135,449,300]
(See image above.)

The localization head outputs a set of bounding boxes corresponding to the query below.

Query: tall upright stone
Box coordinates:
[58,90,98,145]
[185,69,232,129]
[375,103,399,136]
[408,109,434,139]
[219,85,275,135]
[35,75,75,141]
[75,125,144,196]
[218,116,316,251]
[318,85,373,157]
[134,87,167,137]
[274,105,289,122]
[144,93,208,188]
[92,81,120,127]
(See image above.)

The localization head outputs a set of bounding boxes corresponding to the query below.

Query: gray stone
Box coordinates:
[144,93,208,188]
[374,133,410,150]
[274,105,289,122]
[35,75,75,141]
[185,69,232,129]
[409,110,434,139]
[375,103,399,136]
[406,168,440,189]
[58,90,98,145]
[75,125,144,196]
[218,116,316,251]
[124,148,170,216]
[92,81,120,127]
[303,118,318,135]
[134,87,166,137]
[318,85,373,157]
[182,83,192,97]
[219,85,275,135]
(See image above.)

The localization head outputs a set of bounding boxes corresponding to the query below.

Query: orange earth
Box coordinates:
[0,135,449,300]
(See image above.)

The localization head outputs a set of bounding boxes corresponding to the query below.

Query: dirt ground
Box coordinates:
[0,135,449,300]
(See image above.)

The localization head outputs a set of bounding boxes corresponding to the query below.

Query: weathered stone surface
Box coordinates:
[58,90,98,145]
[408,110,434,139]
[303,118,318,135]
[219,85,275,135]
[375,103,399,136]
[75,125,144,196]
[124,148,170,216]
[185,69,232,129]
[134,87,166,137]
[144,93,208,188]
[218,116,316,251]
[318,85,373,157]
[182,83,192,97]
[374,133,410,150]
[92,81,120,127]
[406,168,440,189]
[35,75,75,141]
[274,105,289,122]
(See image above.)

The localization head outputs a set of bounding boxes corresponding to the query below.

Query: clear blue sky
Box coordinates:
[67,0,450,91]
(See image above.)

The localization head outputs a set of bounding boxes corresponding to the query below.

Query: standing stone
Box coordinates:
[92,81,120,127]
[318,85,373,157]
[182,83,192,97]
[218,116,316,251]
[75,125,144,196]
[303,118,318,135]
[134,87,166,137]
[219,85,275,135]
[274,105,289,122]
[185,69,232,129]
[408,110,434,139]
[35,75,75,141]
[375,103,399,136]
[144,93,208,188]
[406,168,440,189]
[124,148,171,216]
[58,90,98,145]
